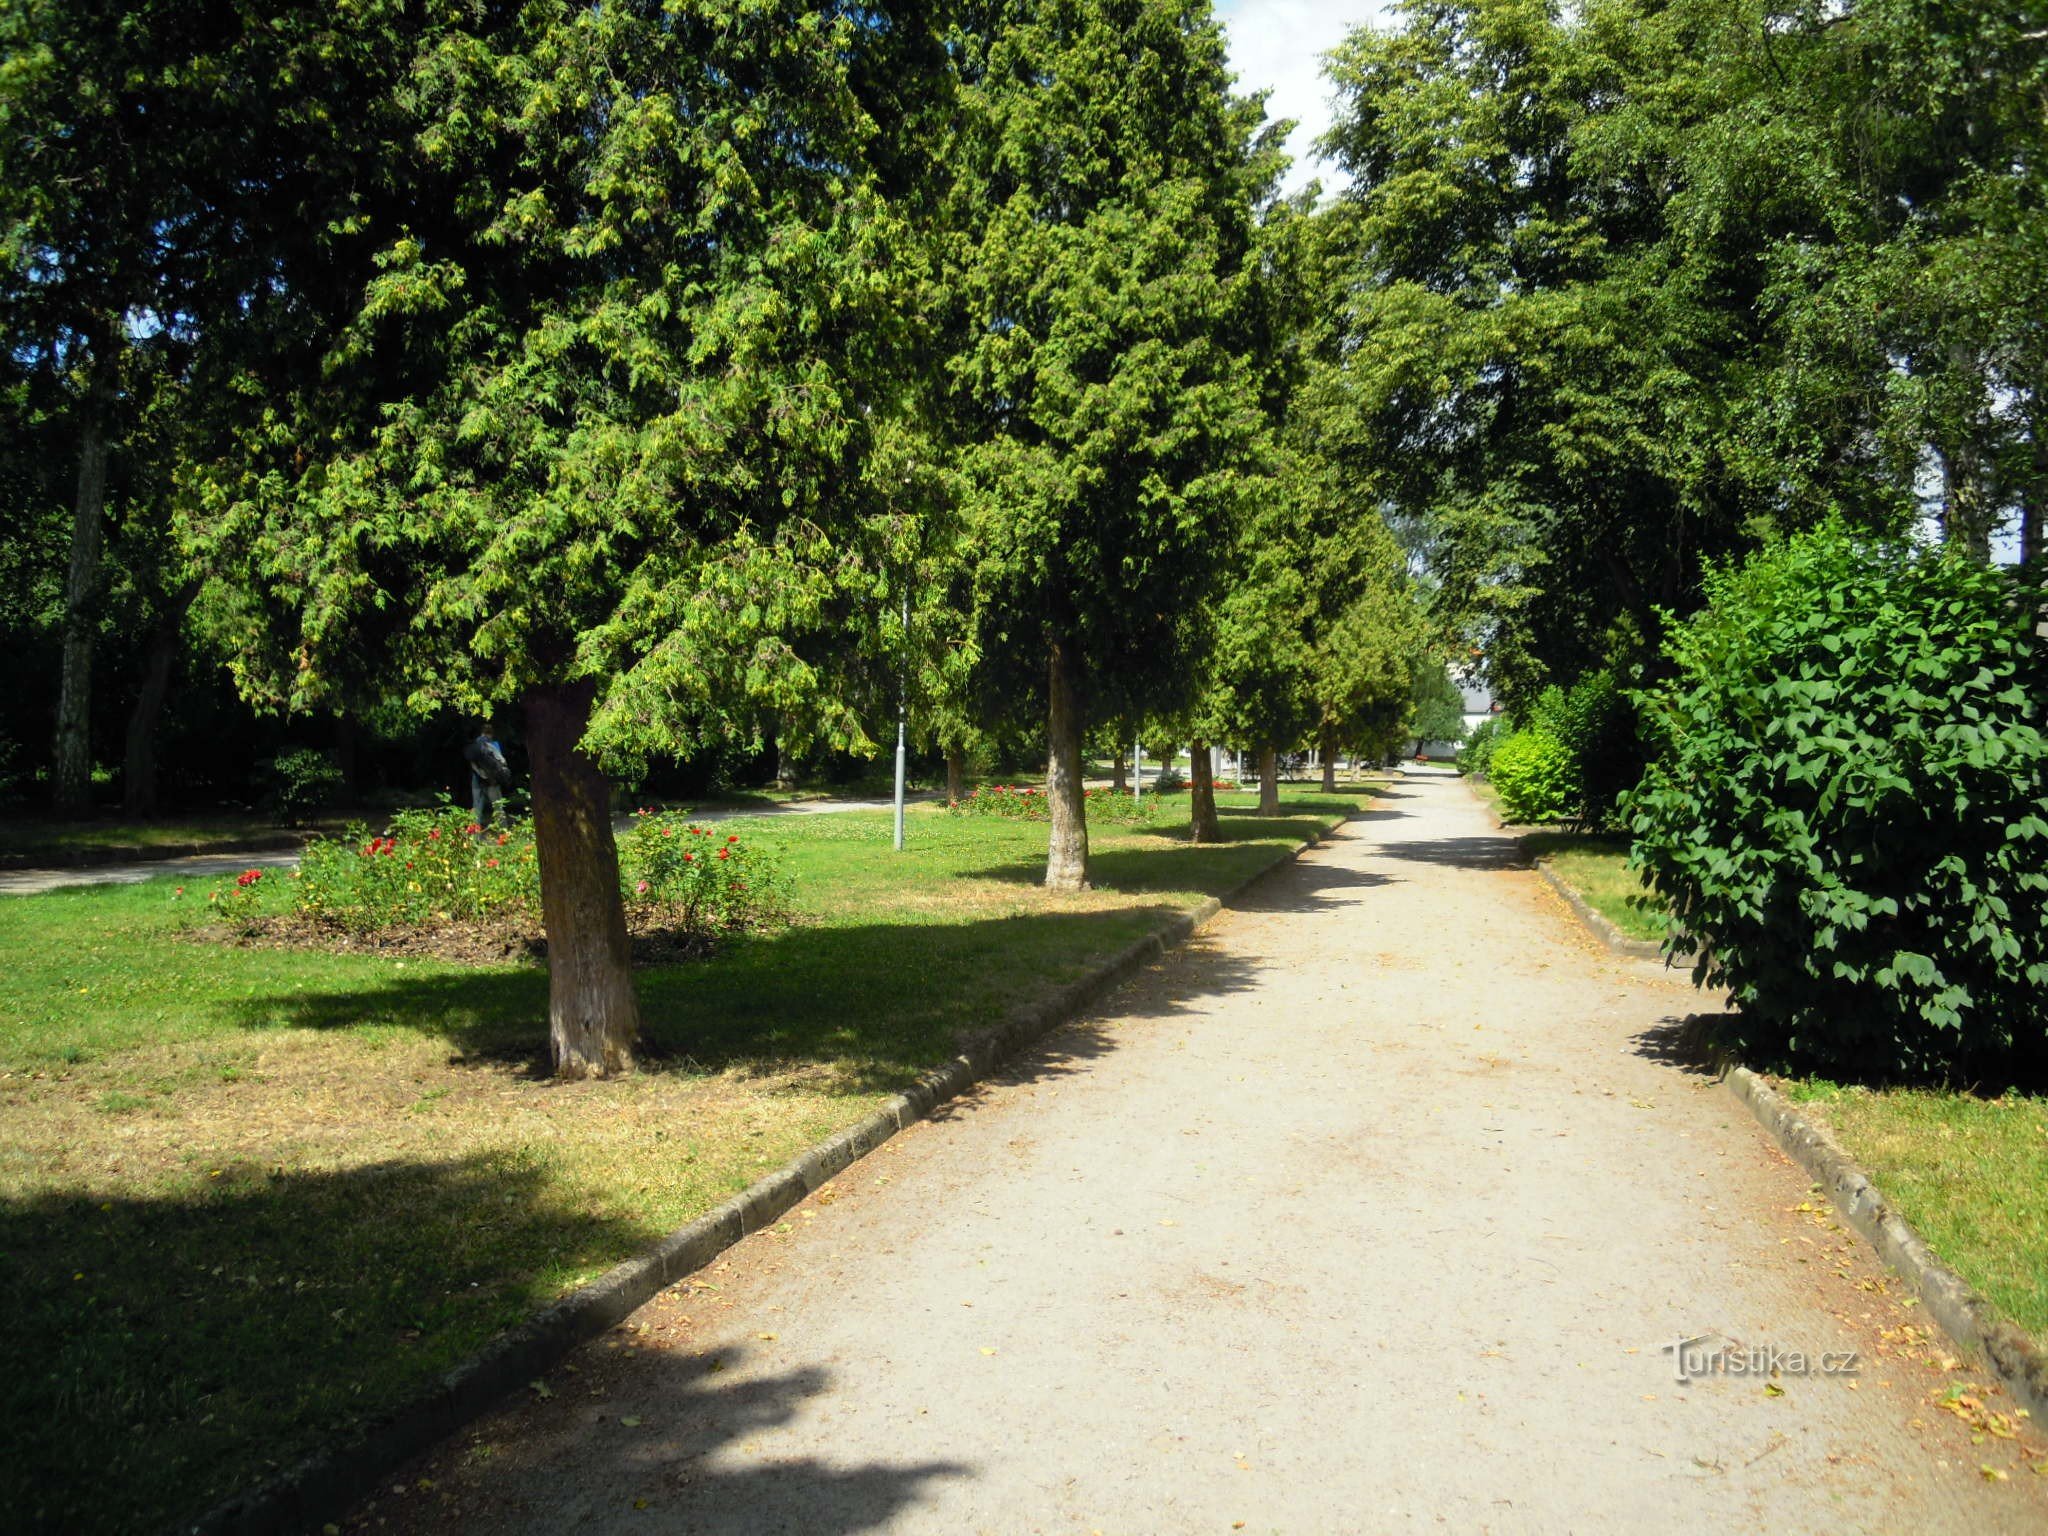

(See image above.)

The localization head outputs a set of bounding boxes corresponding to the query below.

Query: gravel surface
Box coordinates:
[347,769,2048,1535]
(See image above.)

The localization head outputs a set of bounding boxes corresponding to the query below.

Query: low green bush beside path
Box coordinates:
[0,788,1372,1535]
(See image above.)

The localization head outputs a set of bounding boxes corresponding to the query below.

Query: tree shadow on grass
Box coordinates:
[211,900,1271,1097]
[0,1154,659,1536]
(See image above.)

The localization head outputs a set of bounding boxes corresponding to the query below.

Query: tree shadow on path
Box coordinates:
[1629,1013,1743,1080]
[1365,835,1529,872]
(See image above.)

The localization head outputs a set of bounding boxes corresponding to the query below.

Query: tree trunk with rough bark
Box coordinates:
[1320,729,1339,794]
[1188,739,1220,844]
[54,379,112,816]
[1940,443,1994,563]
[527,679,641,1077]
[1110,750,1127,793]
[121,582,197,819]
[1258,746,1280,815]
[945,746,966,805]
[1043,641,1089,890]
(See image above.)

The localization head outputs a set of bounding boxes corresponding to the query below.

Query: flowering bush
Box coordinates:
[202,805,786,946]
[946,785,1050,820]
[621,810,787,933]
[206,867,272,926]
[288,808,539,930]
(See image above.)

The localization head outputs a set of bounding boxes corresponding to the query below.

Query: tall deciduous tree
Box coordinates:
[948,0,1276,889]
[195,1,951,1076]
[1,1,418,812]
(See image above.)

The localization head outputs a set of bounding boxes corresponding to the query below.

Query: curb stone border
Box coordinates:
[1724,1066,2048,1424]
[179,811,1357,1536]
[1529,859,1666,962]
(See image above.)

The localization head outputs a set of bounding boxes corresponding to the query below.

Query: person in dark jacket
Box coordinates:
[463,724,512,827]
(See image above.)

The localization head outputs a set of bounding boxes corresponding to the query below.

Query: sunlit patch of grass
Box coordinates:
[1781,1080,2048,1347]
[1518,830,1667,943]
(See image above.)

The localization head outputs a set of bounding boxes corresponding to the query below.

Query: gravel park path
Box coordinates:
[354,769,2048,1535]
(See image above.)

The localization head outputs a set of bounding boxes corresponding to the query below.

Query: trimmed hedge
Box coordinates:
[1628,526,2048,1085]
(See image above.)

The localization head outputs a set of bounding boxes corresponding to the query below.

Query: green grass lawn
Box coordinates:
[1780,1081,2048,1349]
[0,788,1371,1535]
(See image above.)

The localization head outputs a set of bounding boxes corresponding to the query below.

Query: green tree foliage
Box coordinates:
[0,0,426,812]
[1318,0,2048,721]
[1629,526,2048,1085]
[192,1,952,1075]
[947,0,1275,887]
[1408,659,1465,745]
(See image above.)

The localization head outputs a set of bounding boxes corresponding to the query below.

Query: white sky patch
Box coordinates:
[1215,0,1395,200]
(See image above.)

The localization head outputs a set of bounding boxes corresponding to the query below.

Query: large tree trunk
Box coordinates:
[1320,729,1339,794]
[771,716,794,790]
[1939,443,1993,563]
[1043,640,1089,891]
[527,679,641,1078]
[945,745,966,805]
[121,582,197,819]
[333,711,360,798]
[1188,739,1220,844]
[1258,746,1280,815]
[54,379,112,816]
[1110,749,1127,793]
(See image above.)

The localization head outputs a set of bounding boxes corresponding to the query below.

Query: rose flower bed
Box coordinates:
[197,807,785,962]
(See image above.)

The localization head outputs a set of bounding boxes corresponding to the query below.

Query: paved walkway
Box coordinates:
[362,771,2047,1534]
[0,797,930,897]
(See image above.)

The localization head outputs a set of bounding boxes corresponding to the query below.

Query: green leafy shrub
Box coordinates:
[1489,729,1578,823]
[1535,670,1641,824]
[1460,715,1506,778]
[268,748,345,826]
[1628,526,2048,1085]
